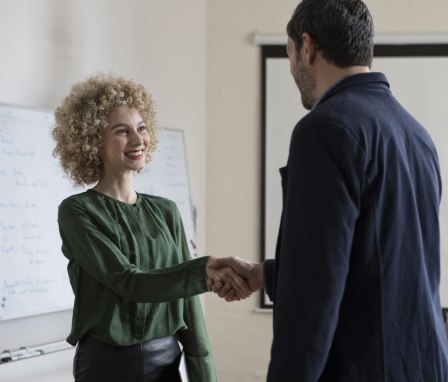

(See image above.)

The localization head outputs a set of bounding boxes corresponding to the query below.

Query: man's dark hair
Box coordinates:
[286,0,374,68]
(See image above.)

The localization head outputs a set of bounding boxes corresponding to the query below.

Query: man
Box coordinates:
[212,0,448,380]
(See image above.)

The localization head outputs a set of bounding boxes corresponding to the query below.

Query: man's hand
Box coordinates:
[206,256,253,300]
[207,256,264,301]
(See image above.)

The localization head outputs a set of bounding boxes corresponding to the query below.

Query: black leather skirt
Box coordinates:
[73,335,183,382]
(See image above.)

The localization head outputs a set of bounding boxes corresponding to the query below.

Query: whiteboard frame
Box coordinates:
[259,40,448,310]
[254,33,448,46]
[0,103,76,323]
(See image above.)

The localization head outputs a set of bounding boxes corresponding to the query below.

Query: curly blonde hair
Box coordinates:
[52,73,159,186]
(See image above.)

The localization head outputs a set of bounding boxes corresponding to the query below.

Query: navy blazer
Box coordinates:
[264,72,448,381]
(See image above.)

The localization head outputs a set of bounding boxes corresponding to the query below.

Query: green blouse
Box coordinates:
[57,189,216,381]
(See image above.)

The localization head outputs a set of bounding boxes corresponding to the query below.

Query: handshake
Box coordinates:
[205,256,264,302]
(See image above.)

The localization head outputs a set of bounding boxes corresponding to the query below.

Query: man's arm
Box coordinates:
[266,120,364,381]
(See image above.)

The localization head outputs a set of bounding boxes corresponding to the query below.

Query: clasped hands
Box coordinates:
[205,256,263,301]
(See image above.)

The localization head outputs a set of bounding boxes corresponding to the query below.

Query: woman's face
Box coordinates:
[100,107,150,176]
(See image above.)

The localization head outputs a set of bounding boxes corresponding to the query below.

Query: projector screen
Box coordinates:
[260,42,448,309]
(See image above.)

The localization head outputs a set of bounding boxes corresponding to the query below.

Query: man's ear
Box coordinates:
[301,32,317,65]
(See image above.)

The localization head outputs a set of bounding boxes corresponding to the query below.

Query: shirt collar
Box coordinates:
[311,75,351,110]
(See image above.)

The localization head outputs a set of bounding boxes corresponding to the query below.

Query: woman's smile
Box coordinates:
[125,149,145,159]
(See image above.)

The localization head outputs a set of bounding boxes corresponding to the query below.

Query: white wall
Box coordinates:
[205,0,448,381]
[1,0,448,381]
[205,2,298,380]
[0,1,206,381]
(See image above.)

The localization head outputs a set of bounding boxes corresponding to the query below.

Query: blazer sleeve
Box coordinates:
[263,259,276,301]
[268,119,365,381]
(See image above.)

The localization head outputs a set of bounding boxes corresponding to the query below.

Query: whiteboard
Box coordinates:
[261,44,448,308]
[134,128,196,258]
[0,103,196,322]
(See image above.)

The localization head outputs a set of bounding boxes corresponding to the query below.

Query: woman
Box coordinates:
[52,73,250,381]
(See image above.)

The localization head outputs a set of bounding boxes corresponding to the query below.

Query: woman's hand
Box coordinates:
[205,256,253,300]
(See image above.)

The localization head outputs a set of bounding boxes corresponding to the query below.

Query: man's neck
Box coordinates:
[315,63,370,100]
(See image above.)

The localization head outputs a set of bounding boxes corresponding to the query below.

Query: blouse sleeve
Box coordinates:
[168,203,217,381]
[58,197,209,303]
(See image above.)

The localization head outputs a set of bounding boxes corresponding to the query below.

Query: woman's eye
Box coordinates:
[116,129,127,135]
[138,126,147,133]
